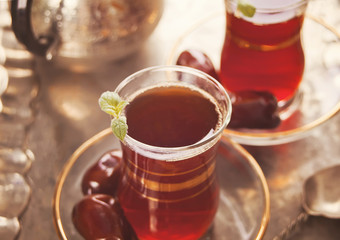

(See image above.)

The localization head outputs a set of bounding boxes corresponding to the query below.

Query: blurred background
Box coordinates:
[0,0,340,239]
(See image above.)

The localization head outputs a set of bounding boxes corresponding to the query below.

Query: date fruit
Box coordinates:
[176,49,219,80]
[72,194,138,240]
[228,90,281,129]
[81,149,122,196]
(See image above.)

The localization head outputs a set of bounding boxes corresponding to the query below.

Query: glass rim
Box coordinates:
[227,0,308,13]
[114,65,232,154]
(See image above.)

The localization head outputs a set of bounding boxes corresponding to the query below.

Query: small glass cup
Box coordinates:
[220,0,308,105]
[114,65,232,240]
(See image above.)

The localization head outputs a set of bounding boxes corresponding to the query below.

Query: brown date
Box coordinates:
[81,149,122,196]
[228,90,281,129]
[72,194,138,240]
[176,49,219,80]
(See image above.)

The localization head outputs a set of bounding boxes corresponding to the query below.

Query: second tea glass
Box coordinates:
[220,0,308,105]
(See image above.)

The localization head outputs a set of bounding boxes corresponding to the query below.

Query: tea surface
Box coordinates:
[125,85,220,147]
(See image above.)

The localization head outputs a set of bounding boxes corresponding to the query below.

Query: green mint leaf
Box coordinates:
[111,116,128,142]
[99,91,127,118]
[237,0,256,18]
[99,91,129,142]
[116,100,129,115]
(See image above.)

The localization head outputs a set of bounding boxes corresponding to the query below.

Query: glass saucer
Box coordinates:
[53,128,270,240]
[167,13,340,146]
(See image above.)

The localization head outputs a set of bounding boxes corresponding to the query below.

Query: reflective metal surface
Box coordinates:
[11,0,164,71]
[1,0,340,239]
[274,164,340,240]
[303,164,340,219]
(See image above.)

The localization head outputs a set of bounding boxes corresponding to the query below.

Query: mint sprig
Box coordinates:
[237,0,256,18]
[99,91,128,142]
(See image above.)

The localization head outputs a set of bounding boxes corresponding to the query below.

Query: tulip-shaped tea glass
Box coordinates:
[114,65,232,240]
[220,0,308,105]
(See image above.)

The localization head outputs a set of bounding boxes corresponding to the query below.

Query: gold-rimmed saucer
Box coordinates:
[53,128,270,240]
[168,13,340,146]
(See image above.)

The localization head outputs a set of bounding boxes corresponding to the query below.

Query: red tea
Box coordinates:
[220,11,305,102]
[118,85,221,240]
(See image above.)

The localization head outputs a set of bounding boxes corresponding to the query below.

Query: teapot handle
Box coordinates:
[11,0,55,56]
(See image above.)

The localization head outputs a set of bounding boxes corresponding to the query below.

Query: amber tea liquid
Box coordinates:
[118,85,221,240]
[220,8,306,103]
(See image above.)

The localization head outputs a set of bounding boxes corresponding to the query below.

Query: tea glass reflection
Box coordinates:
[114,66,232,240]
[220,0,308,105]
